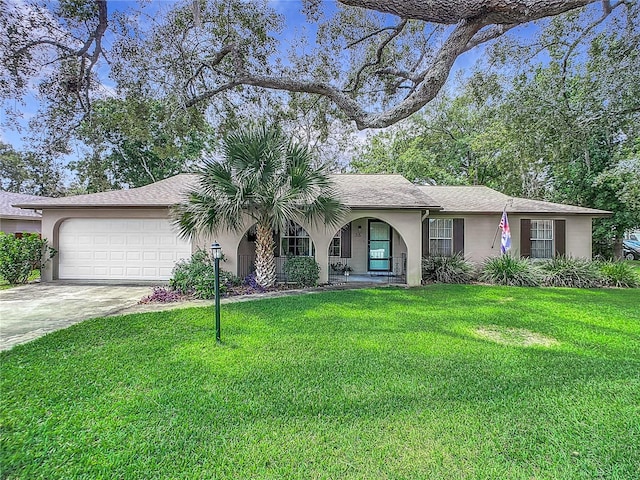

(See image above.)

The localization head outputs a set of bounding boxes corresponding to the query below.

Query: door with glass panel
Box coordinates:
[368,221,392,271]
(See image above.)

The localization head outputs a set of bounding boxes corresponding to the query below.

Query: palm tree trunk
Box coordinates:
[255,223,277,288]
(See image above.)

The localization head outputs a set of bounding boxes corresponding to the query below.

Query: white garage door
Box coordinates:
[58,218,192,280]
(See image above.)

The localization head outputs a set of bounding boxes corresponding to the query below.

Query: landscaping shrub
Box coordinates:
[169,250,239,299]
[479,255,541,287]
[422,253,475,284]
[598,261,640,288]
[243,272,266,293]
[284,256,320,287]
[139,286,183,304]
[0,233,56,285]
[539,256,602,288]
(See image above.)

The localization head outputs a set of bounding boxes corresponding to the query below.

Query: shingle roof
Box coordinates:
[12,175,610,216]
[331,174,439,209]
[419,185,611,216]
[14,174,440,210]
[0,192,47,219]
[13,175,195,209]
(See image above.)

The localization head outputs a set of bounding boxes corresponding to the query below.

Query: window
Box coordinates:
[329,231,341,257]
[429,218,453,256]
[280,221,314,256]
[531,220,553,258]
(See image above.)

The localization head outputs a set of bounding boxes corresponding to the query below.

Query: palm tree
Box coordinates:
[174,125,347,288]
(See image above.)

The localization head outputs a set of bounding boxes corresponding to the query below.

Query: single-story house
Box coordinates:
[14,174,610,286]
[0,192,46,235]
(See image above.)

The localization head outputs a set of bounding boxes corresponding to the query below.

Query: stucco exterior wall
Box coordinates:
[333,217,408,275]
[305,209,422,286]
[38,204,595,285]
[40,207,180,281]
[429,213,594,264]
[195,209,424,286]
[508,214,592,259]
[563,216,594,258]
[0,218,42,234]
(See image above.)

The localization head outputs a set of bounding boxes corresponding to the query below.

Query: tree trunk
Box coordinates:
[613,236,623,259]
[255,223,277,288]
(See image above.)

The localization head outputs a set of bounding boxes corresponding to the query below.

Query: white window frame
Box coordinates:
[530,219,554,259]
[329,231,341,257]
[429,218,454,257]
[280,221,314,257]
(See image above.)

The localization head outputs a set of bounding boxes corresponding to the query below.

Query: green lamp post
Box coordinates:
[211,241,222,342]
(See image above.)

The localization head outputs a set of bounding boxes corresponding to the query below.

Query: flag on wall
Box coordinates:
[499,210,511,254]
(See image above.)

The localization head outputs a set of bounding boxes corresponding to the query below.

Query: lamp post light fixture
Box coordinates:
[211,241,222,342]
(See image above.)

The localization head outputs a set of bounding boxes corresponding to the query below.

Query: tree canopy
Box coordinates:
[352,12,640,255]
[2,0,628,140]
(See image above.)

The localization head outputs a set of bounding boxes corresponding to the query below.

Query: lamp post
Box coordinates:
[211,241,222,342]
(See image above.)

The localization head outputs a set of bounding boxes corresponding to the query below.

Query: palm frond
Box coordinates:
[174,123,347,247]
[303,195,349,229]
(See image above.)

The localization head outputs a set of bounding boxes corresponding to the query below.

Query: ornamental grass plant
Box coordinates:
[539,256,602,288]
[479,255,541,286]
[422,253,475,284]
[598,260,640,288]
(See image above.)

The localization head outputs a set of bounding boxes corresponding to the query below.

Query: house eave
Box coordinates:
[430,210,612,217]
[14,204,173,210]
[0,214,42,221]
[349,205,442,210]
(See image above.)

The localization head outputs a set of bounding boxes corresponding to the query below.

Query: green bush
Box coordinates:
[284,256,320,287]
[479,255,541,287]
[539,256,602,288]
[169,250,239,299]
[598,261,639,288]
[422,253,475,284]
[0,233,56,285]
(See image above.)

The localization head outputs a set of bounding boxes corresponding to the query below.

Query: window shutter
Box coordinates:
[341,223,351,258]
[453,218,464,256]
[422,219,430,257]
[554,220,566,257]
[272,229,279,257]
[520,219,531,258]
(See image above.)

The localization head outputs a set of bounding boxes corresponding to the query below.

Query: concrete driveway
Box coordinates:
[0,284,153,351]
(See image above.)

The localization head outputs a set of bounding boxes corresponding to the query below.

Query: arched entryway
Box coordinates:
[327,217,407,284]
[236,221,316,282]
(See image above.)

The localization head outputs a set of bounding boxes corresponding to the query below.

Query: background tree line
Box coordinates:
[352,13,640,256]
[1,0,638,255]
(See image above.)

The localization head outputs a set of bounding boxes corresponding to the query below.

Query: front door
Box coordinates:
[368,221,392,271]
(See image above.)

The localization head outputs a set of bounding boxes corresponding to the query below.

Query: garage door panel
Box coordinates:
[111,235,125,245]
[109,266,125,276]
[110,251,125,261]
[144,251,158,261]
[159,251,176,261]
[77,251,93,261]
[59,218,191,281]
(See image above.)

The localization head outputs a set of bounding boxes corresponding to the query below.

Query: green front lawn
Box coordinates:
[2,285,639,479]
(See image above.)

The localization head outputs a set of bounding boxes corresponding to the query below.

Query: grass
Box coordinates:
[2,285,639,479]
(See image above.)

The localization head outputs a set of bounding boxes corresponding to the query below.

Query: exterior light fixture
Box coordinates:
[211,242,222,342]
